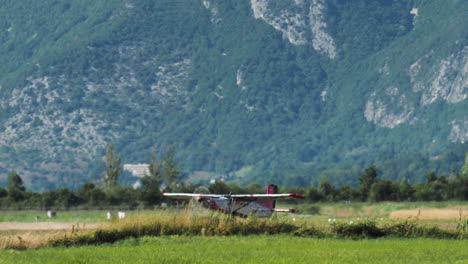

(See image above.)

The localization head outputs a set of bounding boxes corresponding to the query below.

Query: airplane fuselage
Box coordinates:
[200,197,274,218]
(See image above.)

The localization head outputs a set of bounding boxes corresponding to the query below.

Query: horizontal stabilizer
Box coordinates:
[273,208,299,213]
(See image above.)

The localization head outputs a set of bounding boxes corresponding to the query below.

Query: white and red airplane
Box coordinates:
[163,184,304,218]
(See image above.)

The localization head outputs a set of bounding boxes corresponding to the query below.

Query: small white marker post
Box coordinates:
[118,211,126,219]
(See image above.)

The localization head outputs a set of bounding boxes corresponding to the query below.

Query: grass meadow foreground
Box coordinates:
[0,236,467,264]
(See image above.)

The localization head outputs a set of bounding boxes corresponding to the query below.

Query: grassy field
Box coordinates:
[1,202,468,263]
[293,201,468,228]
[293,201,468,217]
[0,210,160,223]
[0,236,467,264]
[3,201,468,223]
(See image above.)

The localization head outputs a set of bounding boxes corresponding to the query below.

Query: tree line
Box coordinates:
[1,148,468,210]
[0,143,184,210]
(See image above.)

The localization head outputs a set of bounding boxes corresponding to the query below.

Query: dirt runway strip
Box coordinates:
[0,222,103,231]
[389,209,468,220]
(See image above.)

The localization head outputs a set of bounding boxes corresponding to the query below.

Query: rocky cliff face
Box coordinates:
[250,0,336,58]
[365,47,467,131]
[412,47,468,106]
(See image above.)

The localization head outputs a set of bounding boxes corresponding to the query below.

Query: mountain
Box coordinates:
[0,0,466,190]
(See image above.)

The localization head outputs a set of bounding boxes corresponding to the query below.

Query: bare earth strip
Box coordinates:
[0,222,103,231]
[389,209,468,220]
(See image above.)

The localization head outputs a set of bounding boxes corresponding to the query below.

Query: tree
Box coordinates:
[102,143,122,189]
[245,183,264,194]
[305,187,323,202]
[369,180,399,202]
[162,146,180,190]
[0,187,7,199]
[138,151,164,206]
[452,175,468,201]
[413,171,450,201]
[76,182,107,207]
[399,178,415,201]
[461,152,468,177]
[426,171,438,183]
[335,185,360,201]
[148,151,164,184]
[107,186,137,208]
[7,170,25,192]
[358,166,378,201]
[318,178,336,202]
[42,190,59,208]
[414,183,434,201]
[7,170,26,202]
[449,153,468,201]
[208,181,231,194]
[56,188,80,209]
[138,176,163,206]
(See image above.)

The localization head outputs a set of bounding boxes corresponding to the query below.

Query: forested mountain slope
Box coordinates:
[0,0,466,190]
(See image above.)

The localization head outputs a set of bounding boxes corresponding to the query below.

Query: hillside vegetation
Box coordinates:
[0,0,466,190]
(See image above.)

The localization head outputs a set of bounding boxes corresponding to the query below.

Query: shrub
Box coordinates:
[331,220,385,238]
[383,221,460,239]
[293,226,325,237]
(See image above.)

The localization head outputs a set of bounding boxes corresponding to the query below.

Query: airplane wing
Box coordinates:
[230,193,305,200]
[162,193,224,199]
[163,193,304,200]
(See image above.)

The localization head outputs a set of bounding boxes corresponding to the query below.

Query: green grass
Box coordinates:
[293,201,468,217]
[3,202,468,223]
[1,236,468,264]
[0,210,164,223]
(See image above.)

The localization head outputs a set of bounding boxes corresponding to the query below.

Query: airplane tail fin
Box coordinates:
[263,184,278,209]
[266,184,278,195]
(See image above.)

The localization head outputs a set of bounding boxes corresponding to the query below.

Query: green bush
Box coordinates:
[331,220,385,238]
[293,226,325,238]
[383,221,461,239]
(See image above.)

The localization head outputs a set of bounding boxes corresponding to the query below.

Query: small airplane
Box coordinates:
[163,184,304,218]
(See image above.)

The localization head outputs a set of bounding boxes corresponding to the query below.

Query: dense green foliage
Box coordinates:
[0,0,466,190]
[102,143,122,189]
[2,159,468,209]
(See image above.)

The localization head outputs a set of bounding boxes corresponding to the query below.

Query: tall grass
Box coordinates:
[2,209,468,250]
[48,213,468,247]
[48,212,301,247]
